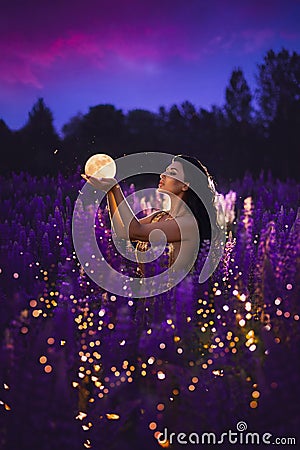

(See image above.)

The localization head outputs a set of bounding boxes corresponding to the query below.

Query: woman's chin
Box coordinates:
[157,186,168,193]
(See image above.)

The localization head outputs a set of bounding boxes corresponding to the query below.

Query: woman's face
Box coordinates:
[158,161,189,196]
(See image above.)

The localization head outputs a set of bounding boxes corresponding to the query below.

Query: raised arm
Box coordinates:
[81,174,131,238]
[81,175,196,243]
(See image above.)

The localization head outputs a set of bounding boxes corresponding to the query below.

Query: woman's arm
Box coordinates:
[81,174,139,239]
[81,175,195,242]
[110,184,196,242]
[82,175,129,238]
[106,187,126,237]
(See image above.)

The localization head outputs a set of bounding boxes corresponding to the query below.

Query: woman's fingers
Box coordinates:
[81,174,99,182]
[89,176,103,183]
[81,174,109,191]
[81,174,89,181]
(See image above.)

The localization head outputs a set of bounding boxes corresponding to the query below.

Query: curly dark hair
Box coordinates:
[172,154,220,245]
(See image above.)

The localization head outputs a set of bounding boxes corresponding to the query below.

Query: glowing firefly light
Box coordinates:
[106,413,120,420]
[157,371,166,380]
[76,411,87,420]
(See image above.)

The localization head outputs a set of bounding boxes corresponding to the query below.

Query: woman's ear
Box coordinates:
[182,182,190,191]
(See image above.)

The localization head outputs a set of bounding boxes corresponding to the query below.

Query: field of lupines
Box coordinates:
[0,169,299,450]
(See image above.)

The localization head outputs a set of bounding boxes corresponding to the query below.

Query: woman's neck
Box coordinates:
[168,193,189,218]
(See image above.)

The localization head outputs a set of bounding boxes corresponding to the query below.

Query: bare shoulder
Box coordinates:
[171,213,196,224]
[173,213,198,231]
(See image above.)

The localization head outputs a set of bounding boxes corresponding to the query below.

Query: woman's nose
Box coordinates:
[160,173,166,180]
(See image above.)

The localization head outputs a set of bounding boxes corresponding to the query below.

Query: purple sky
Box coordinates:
[1,0,300,132]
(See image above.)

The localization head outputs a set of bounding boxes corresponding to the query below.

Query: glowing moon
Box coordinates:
[84,154,116,178]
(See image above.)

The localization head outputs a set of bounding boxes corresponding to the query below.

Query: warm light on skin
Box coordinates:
[157,161,189,198]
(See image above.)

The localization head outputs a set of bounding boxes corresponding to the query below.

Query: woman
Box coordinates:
[81,154,219,278]
[79,155,221,444]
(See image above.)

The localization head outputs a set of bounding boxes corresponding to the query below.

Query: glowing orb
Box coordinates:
[84,154,116,178]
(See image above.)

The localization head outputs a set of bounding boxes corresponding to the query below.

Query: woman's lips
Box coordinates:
[158,182,164,187]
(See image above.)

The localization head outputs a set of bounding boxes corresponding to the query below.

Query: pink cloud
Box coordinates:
[0,0,299,88]
[0,34,55,87]
[0,24,202,87]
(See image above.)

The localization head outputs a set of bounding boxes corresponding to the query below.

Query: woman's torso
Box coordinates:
[134,210,196,276]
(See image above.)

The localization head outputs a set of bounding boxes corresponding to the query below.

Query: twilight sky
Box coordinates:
[1,0,300,132]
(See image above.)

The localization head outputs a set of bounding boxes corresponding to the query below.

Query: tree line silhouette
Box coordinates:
[1,48,299,181]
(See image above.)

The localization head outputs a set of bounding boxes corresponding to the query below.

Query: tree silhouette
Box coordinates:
[0,119,14,173]
[256,48,300,178]
[256,48,300,125]
[125,109,159,152]
[16,98,60,174]
[1,49,299,181]
[62,104,125,171]
[225,68,252,124]
[224,69,259,177]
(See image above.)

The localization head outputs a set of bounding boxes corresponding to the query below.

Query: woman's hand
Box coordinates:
[81,174,117,192]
